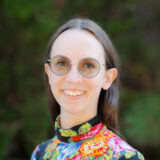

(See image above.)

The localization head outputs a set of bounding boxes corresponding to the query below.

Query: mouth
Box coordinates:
[62,89,85,99]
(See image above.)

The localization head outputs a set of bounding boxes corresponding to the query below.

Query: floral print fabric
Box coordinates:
[31,115,145,160]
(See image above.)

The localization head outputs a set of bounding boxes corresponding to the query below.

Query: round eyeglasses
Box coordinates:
[46,56,105,78]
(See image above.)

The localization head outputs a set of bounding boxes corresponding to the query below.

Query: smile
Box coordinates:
[63,90,85,96]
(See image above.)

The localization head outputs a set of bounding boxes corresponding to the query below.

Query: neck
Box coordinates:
[60,111,97,129]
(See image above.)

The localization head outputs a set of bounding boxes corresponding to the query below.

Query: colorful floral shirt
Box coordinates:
[30,115,145,160]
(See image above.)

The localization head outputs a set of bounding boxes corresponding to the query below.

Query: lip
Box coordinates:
[62,89,86,100]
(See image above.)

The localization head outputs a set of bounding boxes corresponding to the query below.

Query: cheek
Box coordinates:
[86,77,104,95]
[49,75,63,97]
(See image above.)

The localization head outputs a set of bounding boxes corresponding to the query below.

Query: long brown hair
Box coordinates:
[44,18,120,133]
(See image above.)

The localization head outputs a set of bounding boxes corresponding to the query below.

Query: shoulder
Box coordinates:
[117,151,145,160]
[30,138,54,160]
[101,128,145,160]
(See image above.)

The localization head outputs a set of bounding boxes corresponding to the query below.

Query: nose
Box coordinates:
[66,65,82,83]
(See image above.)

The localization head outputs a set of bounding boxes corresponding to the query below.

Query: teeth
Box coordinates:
[64,90,84,96]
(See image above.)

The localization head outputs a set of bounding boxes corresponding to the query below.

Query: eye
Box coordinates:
[56,60,67,66]
[84,62,95,69]
[53,57,69,67]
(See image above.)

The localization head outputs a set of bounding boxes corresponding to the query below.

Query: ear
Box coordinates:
[44,63,51,85]
[102,68,118,90]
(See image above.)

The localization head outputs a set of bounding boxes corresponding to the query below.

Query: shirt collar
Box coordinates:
[55,114,105,143]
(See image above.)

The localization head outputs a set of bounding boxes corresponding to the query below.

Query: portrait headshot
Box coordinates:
[30,18,144,160]
[1,1,159,160]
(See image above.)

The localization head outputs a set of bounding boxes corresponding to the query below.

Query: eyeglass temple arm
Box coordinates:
[46,59,51,63]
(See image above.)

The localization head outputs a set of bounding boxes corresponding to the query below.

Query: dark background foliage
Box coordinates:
[0,0,160,159]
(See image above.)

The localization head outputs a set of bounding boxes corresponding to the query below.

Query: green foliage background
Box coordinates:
[0,0,160,159]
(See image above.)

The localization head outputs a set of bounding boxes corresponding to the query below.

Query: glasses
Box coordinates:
[46,56,105,78]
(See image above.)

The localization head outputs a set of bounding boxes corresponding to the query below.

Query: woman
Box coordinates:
[31,18,145,160]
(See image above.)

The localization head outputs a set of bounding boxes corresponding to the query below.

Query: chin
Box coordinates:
[61,104,86,114]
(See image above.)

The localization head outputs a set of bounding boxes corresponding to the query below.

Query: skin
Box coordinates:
[45,29,117,129]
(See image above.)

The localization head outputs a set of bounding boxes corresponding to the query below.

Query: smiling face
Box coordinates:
[45,29,117,117]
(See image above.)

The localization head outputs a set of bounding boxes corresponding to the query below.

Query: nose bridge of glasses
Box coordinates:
[66,63,82,82]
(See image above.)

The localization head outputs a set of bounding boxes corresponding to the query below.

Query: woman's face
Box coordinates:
[45,29,117,116]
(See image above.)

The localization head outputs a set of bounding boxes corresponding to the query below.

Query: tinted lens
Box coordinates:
[79,58,100,78]
[50,56,70,75]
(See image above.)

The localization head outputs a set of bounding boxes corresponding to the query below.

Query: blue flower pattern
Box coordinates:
[57,142,81,160]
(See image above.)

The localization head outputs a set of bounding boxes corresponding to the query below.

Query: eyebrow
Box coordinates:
[49,55,105,66]
[50,54,99,60]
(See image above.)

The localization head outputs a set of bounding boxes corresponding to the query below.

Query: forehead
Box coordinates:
[50,29,105,62]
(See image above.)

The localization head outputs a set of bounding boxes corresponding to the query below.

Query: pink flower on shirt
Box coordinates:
[108,136,135,153]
